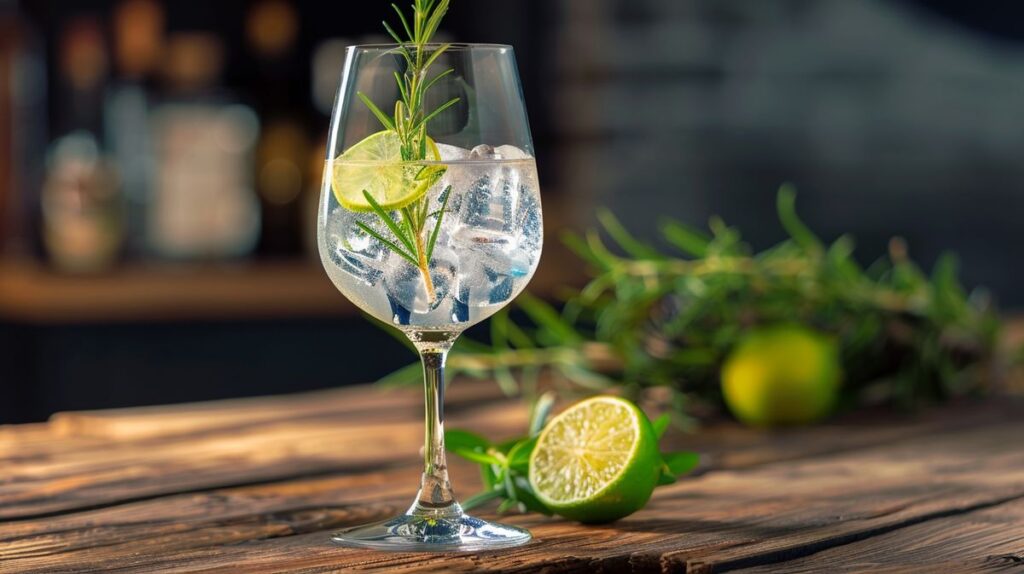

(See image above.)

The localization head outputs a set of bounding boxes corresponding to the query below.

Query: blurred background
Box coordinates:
[1,0,1022,423]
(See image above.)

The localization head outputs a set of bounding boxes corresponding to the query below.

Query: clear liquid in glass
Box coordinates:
[318,144,543,332]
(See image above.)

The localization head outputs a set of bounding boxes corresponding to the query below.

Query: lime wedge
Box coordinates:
[529,396,661,524]
[330,130,442,212]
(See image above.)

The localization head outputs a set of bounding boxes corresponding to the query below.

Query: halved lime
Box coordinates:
[529,396,661,524]
[330,130,442,212]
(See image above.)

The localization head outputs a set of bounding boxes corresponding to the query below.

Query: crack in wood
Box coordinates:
[687,491,1024,573]
[0,461,407,524]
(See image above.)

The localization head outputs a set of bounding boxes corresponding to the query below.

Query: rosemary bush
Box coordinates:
[381,186,1002,425]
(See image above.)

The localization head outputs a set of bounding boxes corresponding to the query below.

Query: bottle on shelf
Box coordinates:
[146,32,262,261]
[104,0,165,257]
[41,15,126,272]
[246,0,310,257]
[41,132,124,273]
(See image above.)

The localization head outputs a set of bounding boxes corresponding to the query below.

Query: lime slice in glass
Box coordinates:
[331,130,442,212]
[529,396,661,524]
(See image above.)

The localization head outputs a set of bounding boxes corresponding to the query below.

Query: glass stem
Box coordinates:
[410,340,460,517]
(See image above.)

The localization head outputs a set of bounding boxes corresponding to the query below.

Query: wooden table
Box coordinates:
[2,383,1024,573]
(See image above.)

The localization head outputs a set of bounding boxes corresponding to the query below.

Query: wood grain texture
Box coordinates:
[733,498,1024,573]
[0,386,525,521]
[1,382,1023,573]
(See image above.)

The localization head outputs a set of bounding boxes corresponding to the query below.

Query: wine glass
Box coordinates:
[317,44,542,551]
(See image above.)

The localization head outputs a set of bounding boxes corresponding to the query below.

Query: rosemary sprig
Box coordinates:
[378,186,1004,426]
[355,0,459,302]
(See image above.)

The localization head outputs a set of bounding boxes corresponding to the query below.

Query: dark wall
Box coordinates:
[21,0,1024,304]
[552,0,1024,306]
[1,318,412,424]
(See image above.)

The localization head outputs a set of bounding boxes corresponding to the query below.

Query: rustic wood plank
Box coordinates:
[672,421,1024,573]
[0,397,528,520]
[45,381,505,441]
[0,382,504,476]
[733,498,1024,573]
[3,393,1012,523]
[2,406,1023,573]
[0,471,416,574]
[667,398,1023,474]
[0,424,104,459]
[140,421,1024,573]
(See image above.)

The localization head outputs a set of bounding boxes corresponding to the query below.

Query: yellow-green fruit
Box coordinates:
[721,325,842,427]
[529,396,661,524]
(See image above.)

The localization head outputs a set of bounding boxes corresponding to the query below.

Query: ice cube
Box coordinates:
[468,144,531,160]
[323,207,390,286]
[384,246,457,315]
[494,145,531,160]
[452,227,532,276]
[435,143,471,161]
[452,226,532,308]
[469,144,496,159]
[512,185,543,262]
[459,166,522,233]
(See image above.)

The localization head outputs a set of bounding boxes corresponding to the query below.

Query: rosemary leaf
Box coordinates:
[382,20,406,47]
[362,190,417,255]
[356,92,395,130]
[399,207,419,251]
[394,72,410,105]
[422,43,451,73]
[355,221,418,266]
[777,183,823,256]
[516,292,583,345]
[414,97,460,132]
[597,208,663,260]
[505,318,536,350]
[423,68,456,95]
[391,4,413,39]
[423,0,449,41]
[660,220,710,258]
[425,185,451,261]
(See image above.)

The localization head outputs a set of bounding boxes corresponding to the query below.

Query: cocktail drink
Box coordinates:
[322,144,542,332]
[316,0,541,552]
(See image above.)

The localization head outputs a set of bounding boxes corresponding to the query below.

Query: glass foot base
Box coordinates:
[331,512,532,552]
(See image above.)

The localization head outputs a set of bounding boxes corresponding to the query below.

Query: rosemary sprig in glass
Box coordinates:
[354,0,459,301]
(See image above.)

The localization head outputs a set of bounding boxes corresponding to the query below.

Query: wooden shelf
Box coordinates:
[0,243,584,324]
[0,259,355,324]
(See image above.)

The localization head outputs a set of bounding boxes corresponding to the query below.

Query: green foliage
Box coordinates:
[401,185,1002,422]
[445,400,552,515]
